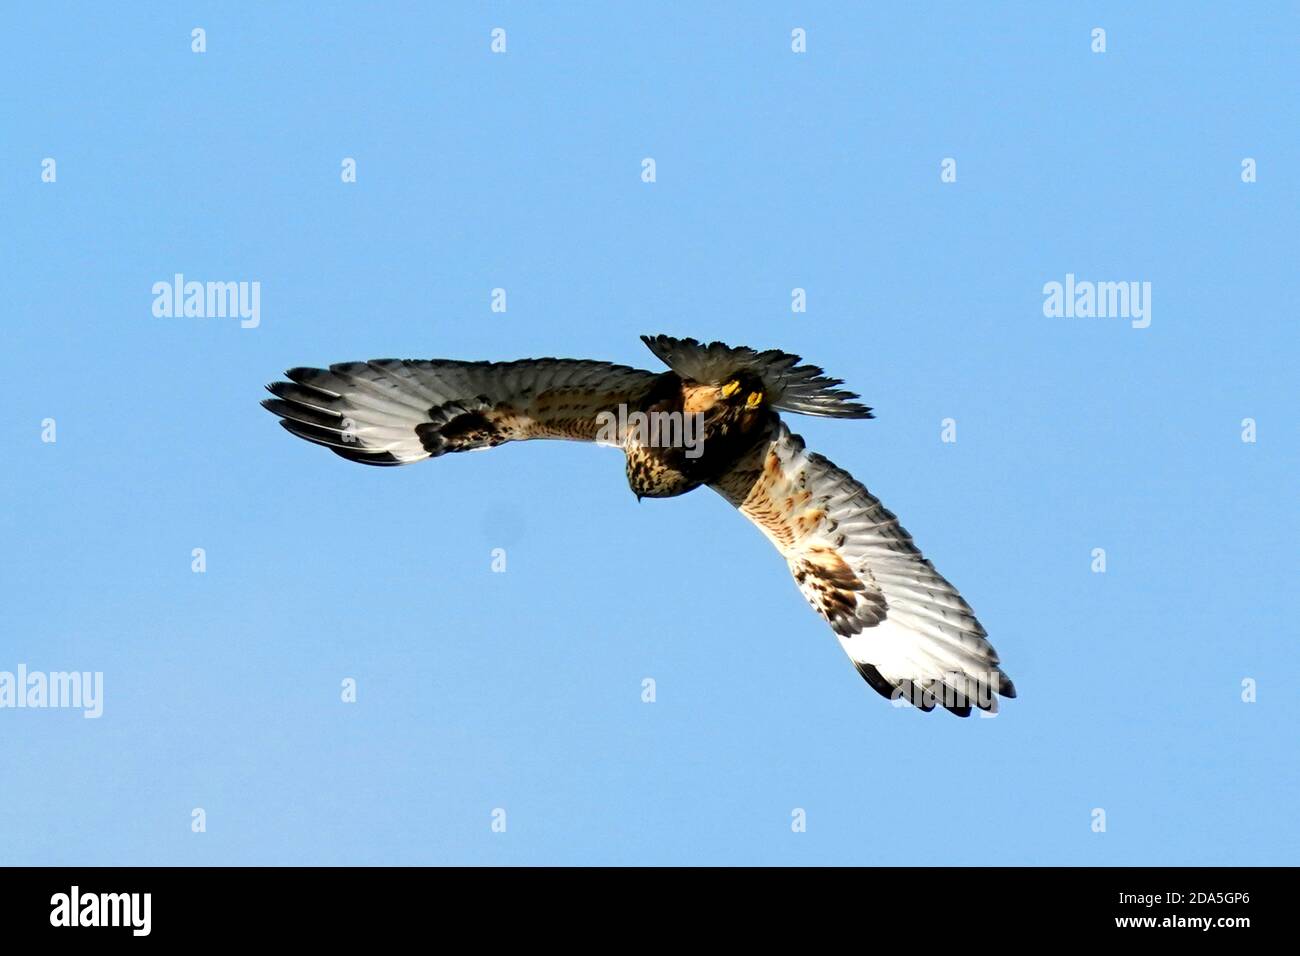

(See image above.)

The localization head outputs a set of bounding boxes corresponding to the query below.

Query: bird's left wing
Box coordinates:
[709,422,1015,716]
[264,358,660,465]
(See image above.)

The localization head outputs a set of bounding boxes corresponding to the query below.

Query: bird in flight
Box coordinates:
[263,334,1015,716]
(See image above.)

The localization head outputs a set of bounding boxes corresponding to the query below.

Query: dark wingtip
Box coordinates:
[896,680,937,713]
[331,448,404,466]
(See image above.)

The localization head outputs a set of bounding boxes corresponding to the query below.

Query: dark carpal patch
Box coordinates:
[439,410,498,443]
[416,401,506,455]
[792,548,887,635]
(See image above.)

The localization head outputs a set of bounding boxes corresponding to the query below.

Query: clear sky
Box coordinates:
[2,3,1296,866]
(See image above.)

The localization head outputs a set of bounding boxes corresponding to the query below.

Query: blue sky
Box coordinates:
[2,3,1296,865]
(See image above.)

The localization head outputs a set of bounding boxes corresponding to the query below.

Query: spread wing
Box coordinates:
[263,358,660,465]
[710,422,1015,716]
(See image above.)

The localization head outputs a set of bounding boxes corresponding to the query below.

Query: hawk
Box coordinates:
[263,334,1016,716]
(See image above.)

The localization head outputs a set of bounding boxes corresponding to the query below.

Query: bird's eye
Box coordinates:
[720,380,742,398]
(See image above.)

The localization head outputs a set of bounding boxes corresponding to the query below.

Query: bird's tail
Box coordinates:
[640,334,873,419]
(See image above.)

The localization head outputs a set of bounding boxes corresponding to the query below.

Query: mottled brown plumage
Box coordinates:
[623,372,772,499]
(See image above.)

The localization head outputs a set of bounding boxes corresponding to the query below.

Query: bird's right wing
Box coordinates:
[710,421,1015,716]
[263,358,660,466]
